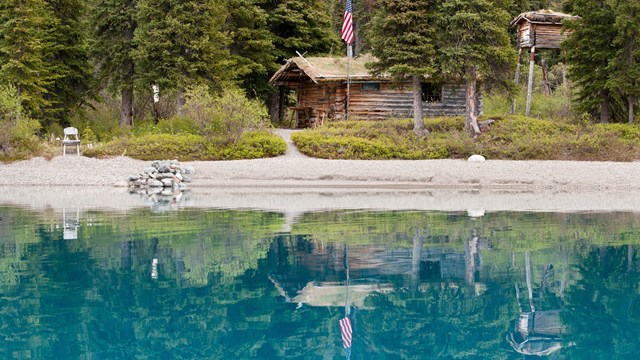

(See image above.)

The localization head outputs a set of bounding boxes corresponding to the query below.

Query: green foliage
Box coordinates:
[40,0,94,126]
[208,131,288,160]
[82,127,97,144]
[605,0,640,123]
[0,0,94,128]
[0,84,41,159]
[268,0,340,61]
[84,131,286,160]
[292,119,461,160]
[436,0,516,93]
[292,117,640,161]
[183,86,270,145]
[367,0,438,131]
[89,0,136,95]
[225,0,278,102]
[0,0,51,116]
[69,98,127,142]
[84,133,208,160]
[156,117,199,135]
[562,0,640,123]
[367,0,437,80]
[485,86,574,122]
[133,0,235,93]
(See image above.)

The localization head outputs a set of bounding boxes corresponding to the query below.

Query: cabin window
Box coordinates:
[362,82,380,92]
[421,83,442,102]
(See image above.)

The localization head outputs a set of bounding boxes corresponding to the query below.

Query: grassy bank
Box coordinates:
[83,131,286,161]
[291,117,640,161]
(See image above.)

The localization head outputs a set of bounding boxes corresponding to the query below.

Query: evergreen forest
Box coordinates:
[1,0,640,160]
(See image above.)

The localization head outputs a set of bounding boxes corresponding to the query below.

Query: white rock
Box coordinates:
[467,209,485,217]
[468,154,486,162]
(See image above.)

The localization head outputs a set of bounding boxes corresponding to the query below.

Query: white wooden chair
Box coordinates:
[62,127,81,156]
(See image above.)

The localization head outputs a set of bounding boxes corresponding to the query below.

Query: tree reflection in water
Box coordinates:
[0,208,639,358]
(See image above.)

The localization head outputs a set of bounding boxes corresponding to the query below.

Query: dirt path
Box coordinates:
[273,129,307,158]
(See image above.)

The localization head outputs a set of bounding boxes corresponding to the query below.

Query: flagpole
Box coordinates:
[341,0,353,122]
[346,45,352,121]
[344,242,350,316]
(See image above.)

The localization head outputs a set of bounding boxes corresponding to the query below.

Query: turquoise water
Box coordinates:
[1,206,640,359]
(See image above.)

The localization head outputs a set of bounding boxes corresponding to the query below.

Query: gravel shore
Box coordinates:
[2,129,640,212]
[3,135,640,191]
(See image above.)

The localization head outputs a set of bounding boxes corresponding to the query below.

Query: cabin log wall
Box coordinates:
[295,82,472,124]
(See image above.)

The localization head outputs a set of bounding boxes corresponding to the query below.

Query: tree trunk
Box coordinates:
[511,48,522,115]
[412,75,426,134]
[541,59,551,95]
[465,67,481,137]
[600,92,610,124]
[630,95,635,124]
[120,22,135,127]
[120,86,133,126]
[411,229,424,294]
[268,90,280,124]
[152,85,160,124]
[562,51,567,87]
[176,87,186,117]
[465,230,478,286]
[278,87,286,123]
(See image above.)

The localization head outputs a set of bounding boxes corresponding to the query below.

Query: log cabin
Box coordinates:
[269,55,478,128]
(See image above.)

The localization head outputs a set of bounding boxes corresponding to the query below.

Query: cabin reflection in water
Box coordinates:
[267,233,487,307]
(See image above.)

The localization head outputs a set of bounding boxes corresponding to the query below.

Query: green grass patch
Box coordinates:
[84,131,286,161]
[292,117,640,161]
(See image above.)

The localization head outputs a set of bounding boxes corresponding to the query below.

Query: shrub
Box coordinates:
[84,133,208,160]
[484,69,575,123]
[292,121,451,160]
[82,128,98,144]
[183,86,269,145]
[0,85,41,159]
[84,131,286,161]
[291,116,640,161]
[71,97,128,142]
[209,131,287,160]
[156,116,199,135]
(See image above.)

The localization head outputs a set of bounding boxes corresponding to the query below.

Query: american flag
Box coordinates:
[341,0,354,44]
[339,317,352,348]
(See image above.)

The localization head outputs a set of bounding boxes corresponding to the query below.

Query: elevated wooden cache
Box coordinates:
[511,10,579,49]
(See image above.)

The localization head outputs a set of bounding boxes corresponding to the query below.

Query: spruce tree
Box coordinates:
[563,0,619,123]
[225,0,277,102]
[436,0,515,136]
[42,0,94,127]
[133,0,235,114]
[607,0,640,124]
[90,0,137,126]
[0,0,51,118]
[268,0,340,60]
[367,0,438,133]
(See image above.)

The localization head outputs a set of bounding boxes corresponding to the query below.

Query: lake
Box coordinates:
[1,189,639,359]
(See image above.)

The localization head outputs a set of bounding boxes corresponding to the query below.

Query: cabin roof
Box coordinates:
[269,55,379,85]
[510,10,579,27]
